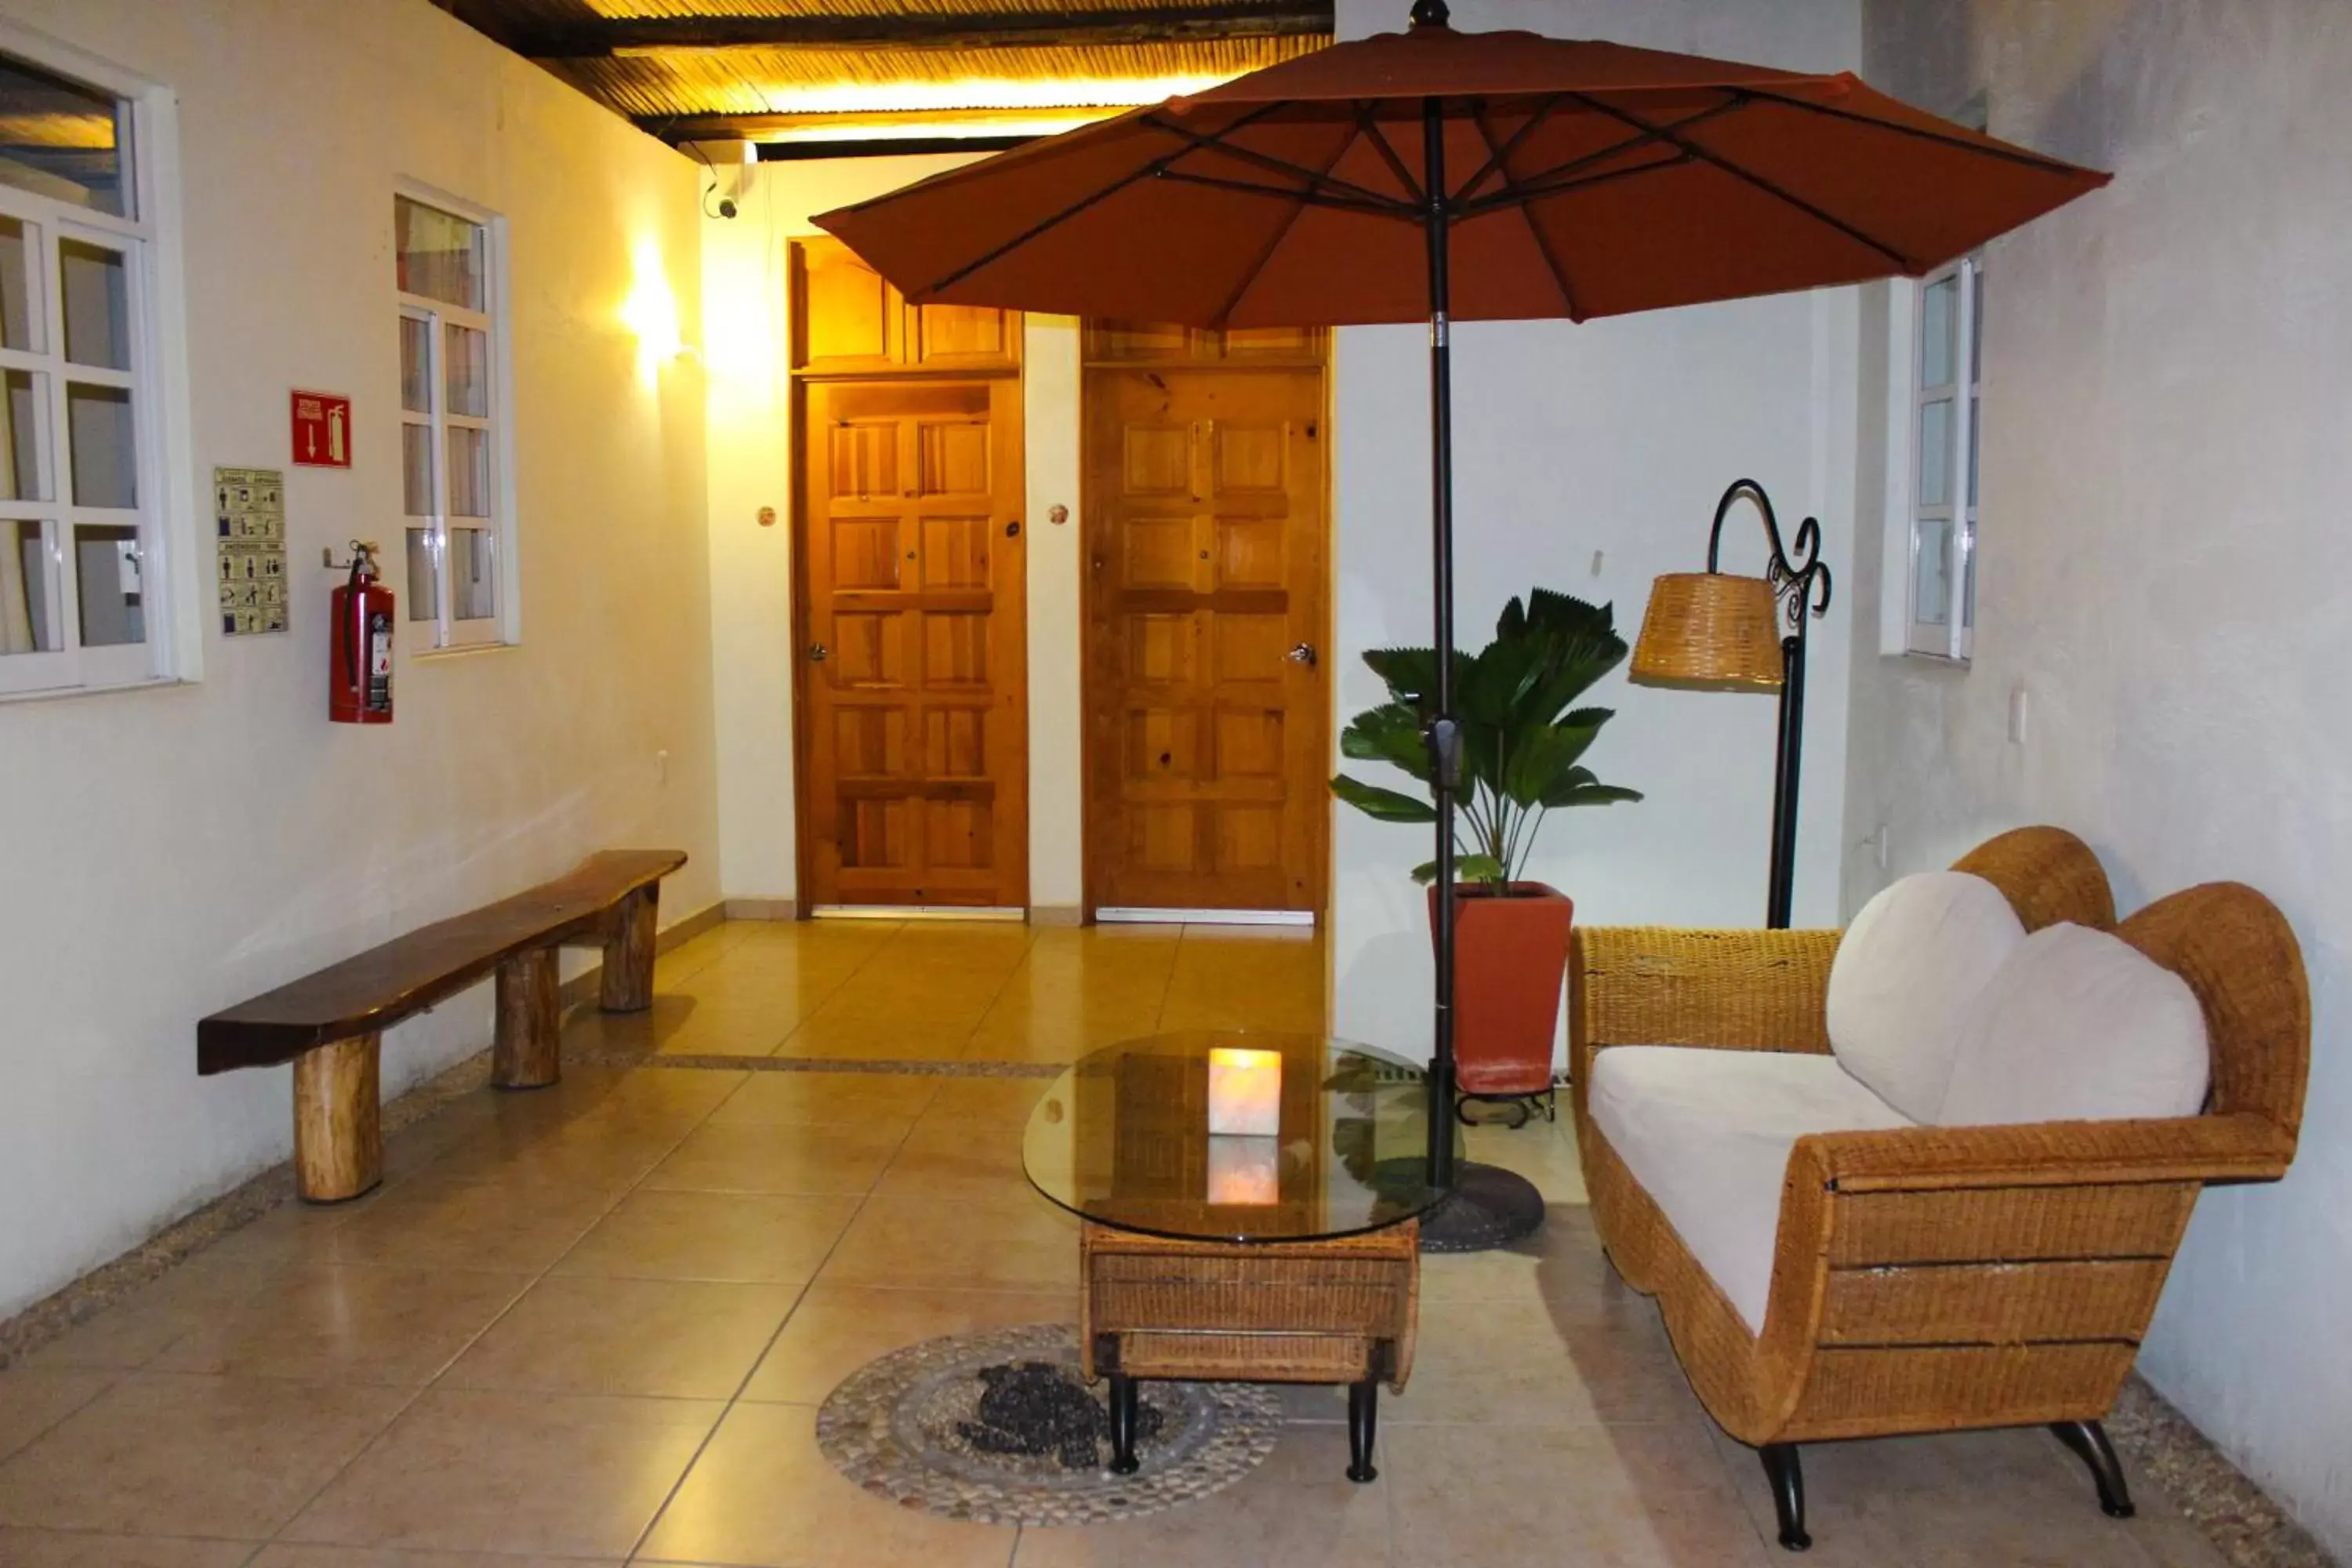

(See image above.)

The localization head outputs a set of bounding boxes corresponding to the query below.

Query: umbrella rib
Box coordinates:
[1468,104,1581,320]
[1210,112,1372,327]
[921,102,1292,295]
[1459,95,1749,216]
[1566,90,1918,271]
[1458,149,1695,215]
[1142,113,1416,216]
[1355,103,1425,205]
[1156,168,1412,219]
[1453,93,1566,205]
[1739,86,2098,178]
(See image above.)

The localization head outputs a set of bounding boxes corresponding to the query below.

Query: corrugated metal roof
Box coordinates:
[550,35,1323,119]
[443,0,1331,138]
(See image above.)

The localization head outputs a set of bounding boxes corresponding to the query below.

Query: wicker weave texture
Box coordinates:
[1079,1221,1420,1390]
[1629,572,1784,690]
[1572,828,2310,1450]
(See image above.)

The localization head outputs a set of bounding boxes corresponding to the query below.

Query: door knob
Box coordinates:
[807,642,829,662]
[1287,642,1318,667]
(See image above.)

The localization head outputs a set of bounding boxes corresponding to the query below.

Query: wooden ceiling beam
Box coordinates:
[511,5,1333,59]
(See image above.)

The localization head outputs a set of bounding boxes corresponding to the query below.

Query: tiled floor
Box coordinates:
[0,919,2228,1566]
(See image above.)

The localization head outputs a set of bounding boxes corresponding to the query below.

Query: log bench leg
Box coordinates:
[293,1033,382,1203]
[601,885,659,1013]
[493,946,562,1090]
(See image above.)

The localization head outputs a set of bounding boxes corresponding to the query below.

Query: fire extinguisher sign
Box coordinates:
[290,390,353,469]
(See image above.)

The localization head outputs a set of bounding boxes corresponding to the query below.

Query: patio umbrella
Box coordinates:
[815,0,2108,1247]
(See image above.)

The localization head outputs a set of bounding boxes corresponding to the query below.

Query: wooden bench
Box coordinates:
[198,850,687,1203]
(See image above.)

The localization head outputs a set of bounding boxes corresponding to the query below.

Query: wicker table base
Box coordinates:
[1077,1219,1421,1483]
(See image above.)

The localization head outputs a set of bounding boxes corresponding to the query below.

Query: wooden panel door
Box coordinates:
[799,377,1027,907]
[1084,353,1327,913]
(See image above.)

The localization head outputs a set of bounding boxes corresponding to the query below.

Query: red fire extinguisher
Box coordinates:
[329,540,394,724]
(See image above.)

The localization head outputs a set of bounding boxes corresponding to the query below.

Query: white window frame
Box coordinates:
[395,185,517,651]
[1879,254,1981,665]
[0,27,193,699]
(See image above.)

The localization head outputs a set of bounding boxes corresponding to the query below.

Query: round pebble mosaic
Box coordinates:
[814,1323,1284,1526]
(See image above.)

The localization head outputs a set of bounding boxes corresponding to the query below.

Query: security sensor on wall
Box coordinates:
[692,139,756,220]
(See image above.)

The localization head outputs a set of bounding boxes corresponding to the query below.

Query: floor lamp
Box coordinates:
[1628,479,1833,931]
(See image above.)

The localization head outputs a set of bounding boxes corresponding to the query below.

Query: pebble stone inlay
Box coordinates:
[815,1323,1284,1526]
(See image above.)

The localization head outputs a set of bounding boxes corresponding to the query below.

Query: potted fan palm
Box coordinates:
[1330,589,1641,1123]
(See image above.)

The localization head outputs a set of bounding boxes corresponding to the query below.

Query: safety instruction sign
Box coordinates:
[290,390,352,468]
[215,466,288,636]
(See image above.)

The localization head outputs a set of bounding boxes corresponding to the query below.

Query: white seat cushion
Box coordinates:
[1828,871,2027,1121]
[1588,1046,1913,1334]
[1939,922,2210,1126]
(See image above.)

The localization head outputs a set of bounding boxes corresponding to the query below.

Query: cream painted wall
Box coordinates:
[1846,1,2352,1551]
[699,152,1087,913]
[1328,0,1864,1062]
[0,0,716,1316]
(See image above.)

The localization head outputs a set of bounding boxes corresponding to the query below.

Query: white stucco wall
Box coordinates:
[699,153,1089,914]
[1327,0,1864,1061]
[0,0,717,1316]
[1846,0,2352,1552]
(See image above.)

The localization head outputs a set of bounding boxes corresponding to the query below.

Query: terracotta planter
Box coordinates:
[1427,880,1574,1096]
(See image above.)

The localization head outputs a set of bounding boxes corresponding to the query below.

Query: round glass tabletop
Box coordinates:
[1021,1029,1460,1244]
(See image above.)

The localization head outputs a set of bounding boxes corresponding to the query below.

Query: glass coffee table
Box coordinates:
[1022,1029,1459,1482]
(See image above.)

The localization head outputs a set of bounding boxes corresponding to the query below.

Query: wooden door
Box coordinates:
[797,376,1027,907]
[1083,332,1328,913]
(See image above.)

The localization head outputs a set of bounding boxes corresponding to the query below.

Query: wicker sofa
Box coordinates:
[1569,826,2310,1551]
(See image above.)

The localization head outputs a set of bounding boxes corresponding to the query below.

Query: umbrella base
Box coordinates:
[1416,1161,1548,1254]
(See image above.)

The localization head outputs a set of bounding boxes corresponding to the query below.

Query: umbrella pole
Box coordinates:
[1421,93,1460,1190]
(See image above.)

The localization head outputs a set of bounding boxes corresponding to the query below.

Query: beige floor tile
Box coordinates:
[1012,1422,1392,1567]
[642,1121,906,1196]
[820,1192,1080,1292]
[1461,1121,1585,1203]
[553,1189,862,1284]
[560,996,778,1058]
[637,1401,1016,1567]
[320,1176,619,1274]
[0,1368,115,1461]
[706,1070,939,1127]
[437,1065,746,1133]
[741,1283,1074,1404]
[252,1548,622,1566]
[0,1530,257,1566]
[772,1013,978,1062]
[20,1255,283,1370]
[872,1120,1031,1200]
[281,1388,720,1558]
[150,1265,530,1385]
[419,1120,688,1192]
[438,1274,797,1399]
[1385,1420,1768,1567]
[0,1371,411,1537]
[918,1076,1051,1129]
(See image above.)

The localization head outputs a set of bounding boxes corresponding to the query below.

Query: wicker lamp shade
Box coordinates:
[1629,572,1785,692]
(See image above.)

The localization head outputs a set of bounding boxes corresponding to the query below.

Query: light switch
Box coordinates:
[2008,686,2028,746]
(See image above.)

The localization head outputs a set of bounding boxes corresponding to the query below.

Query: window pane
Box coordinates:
[445,323,488,418]
[449,526,495,620]
[1920,274,1957,388]
[2,368,45,499]
[0,517,53,652]
[1918,397,1953,508]
[1966,389,1980,508]
[1914,516,1953,629]
[66,381,134,508]
[398,315,430,414]
[1969,264,1984,383]
[1960,515,1976,633]
[405,526,436,622]
[60,239,129,370]
[73,521,141,645]
[395,197,483,310]
[401,423,433,516]
[0,216,34,351]
[0,53,129,218]
[447,425,488,517]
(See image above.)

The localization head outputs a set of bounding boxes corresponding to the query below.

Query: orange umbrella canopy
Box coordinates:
[815,13,2108,328]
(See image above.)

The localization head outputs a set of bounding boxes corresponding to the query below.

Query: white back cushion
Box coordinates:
[1827,872,2027,1121]
[1940,922,2210,1126]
